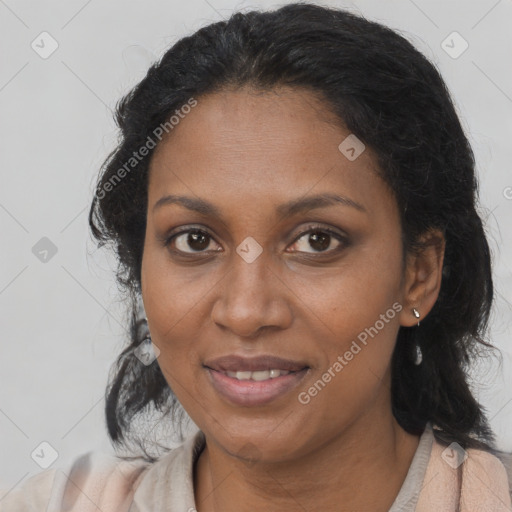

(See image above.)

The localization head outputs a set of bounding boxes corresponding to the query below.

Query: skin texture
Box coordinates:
[141,86,445,512]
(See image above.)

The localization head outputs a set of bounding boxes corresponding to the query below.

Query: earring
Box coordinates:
[412,308,420,326]
[143,317,151,342]
[412,308,422,365]
[134,317,159,365]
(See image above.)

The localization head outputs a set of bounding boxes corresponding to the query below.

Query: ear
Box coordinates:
[399,229,445,327]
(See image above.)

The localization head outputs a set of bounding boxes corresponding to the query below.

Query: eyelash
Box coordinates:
[162,223,349,257]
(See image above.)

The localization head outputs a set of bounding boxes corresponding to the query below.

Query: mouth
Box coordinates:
[203,354,310,406]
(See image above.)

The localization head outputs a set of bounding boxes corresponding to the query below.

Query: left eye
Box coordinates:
[289,227,346,254]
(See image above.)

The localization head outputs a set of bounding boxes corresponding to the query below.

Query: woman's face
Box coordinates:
[141,86,428,463]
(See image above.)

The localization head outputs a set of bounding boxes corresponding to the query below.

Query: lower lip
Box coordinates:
[206,368,309,407]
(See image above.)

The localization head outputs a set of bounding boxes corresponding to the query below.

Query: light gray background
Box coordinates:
[1,0,511,493]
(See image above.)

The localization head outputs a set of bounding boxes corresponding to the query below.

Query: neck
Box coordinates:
[193,407,421,512]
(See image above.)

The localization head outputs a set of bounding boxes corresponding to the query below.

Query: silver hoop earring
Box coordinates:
[412,308,422,365]
[412,308,420,326]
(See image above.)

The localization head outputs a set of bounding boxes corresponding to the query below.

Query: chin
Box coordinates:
[208,423,307,465]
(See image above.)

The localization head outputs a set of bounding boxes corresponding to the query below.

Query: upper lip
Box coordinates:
[204,355,309,373]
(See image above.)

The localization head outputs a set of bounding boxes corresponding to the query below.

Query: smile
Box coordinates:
[206,367,309,406]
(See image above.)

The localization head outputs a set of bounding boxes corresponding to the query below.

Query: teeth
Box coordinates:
[225,369,292,381]
[232,371,252,380]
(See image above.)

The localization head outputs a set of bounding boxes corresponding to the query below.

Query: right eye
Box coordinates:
[165,228,222,254]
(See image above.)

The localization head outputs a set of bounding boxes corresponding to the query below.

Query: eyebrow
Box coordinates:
[152,193,367,218]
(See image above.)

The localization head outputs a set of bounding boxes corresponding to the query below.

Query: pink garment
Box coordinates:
[416,438,512,511]
[2,429,511,511]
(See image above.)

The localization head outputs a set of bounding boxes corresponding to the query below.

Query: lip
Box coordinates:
[206,366,310,407]
[203,354,310,407]
[203,354,309,373]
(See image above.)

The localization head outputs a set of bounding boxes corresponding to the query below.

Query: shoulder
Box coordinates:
[423,434,512,509]
[484,448,512,502]
[459,445,512,510]
[1,466,58,511]
[0,451,149,512]
[415,425,512,512]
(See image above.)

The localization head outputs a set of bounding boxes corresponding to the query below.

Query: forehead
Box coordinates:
[147,87,393,220]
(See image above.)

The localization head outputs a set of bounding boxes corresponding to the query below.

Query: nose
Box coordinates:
[210,249,293,339]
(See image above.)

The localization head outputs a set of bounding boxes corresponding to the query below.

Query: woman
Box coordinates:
[2,3,511,511]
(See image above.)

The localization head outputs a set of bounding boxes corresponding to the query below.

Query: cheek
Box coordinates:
[141,242,216,336]
[289,241,403,397]
[140,244,225,399]
[294,283,401,435]
[290,247,402,340]
[141,253,206,410]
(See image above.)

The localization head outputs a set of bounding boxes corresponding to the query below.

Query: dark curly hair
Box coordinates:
[88,2,502,462]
